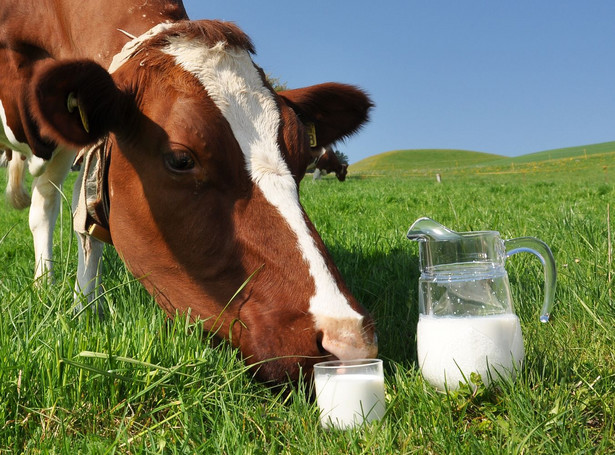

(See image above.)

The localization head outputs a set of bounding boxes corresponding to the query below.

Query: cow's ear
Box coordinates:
[29,59,131,148]
[279,83,373,147]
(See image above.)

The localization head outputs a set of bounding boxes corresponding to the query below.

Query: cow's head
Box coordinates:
[29,20,375,382]
[336,163,349,181]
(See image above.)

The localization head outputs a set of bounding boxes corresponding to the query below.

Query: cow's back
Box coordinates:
[0,0,188,156]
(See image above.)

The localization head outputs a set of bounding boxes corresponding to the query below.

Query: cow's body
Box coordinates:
[0,1,375,382]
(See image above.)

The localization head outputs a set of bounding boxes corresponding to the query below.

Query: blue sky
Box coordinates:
[183,1,615,164]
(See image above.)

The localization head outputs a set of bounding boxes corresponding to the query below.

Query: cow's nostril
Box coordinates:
[316,332,338,359]
[316,332,327,355]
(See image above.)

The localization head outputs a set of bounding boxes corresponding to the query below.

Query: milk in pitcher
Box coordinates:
[416,313,524,390]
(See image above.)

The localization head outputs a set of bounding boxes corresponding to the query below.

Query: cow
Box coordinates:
[0,1,376,383]
[311,145,348,181]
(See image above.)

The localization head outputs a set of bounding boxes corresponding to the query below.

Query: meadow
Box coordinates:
[0,143,613,453]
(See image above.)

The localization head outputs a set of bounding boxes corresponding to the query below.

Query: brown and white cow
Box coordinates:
[0,1,376,382]
[311,145,349,181]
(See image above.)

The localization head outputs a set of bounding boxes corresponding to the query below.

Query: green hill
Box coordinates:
[350,141,615,178]
[507,141,615,164]
[351,149,503,172]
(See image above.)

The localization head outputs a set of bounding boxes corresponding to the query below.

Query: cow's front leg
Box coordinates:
[73,231,105,316]
[29,149,75,281]
[72,166,105,316]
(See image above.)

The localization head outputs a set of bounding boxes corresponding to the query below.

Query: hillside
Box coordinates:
[350,141,615,177]
[351,149,503,172]
[507,141,615,164]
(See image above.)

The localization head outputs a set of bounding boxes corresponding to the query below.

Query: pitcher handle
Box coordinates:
[504,237,557,323]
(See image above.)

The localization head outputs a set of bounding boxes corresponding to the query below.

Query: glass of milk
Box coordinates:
[314,359,385,429]
[407,217,557,391]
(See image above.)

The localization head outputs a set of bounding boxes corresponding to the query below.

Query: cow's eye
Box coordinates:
[164,150,195,172]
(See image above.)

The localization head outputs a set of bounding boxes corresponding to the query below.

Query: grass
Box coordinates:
[0,147,614,453]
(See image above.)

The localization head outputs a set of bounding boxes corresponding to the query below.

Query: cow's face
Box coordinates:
[30,20,375,382]
[336,164,349,181]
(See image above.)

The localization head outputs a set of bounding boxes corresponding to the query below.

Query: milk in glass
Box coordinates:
[314,360,385,429]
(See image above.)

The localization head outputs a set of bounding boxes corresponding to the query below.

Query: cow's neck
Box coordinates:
[2,0,188,68]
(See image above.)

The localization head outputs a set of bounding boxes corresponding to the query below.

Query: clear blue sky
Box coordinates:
[183,1,615,164]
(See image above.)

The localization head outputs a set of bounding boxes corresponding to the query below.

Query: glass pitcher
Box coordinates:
[407,217,557,391]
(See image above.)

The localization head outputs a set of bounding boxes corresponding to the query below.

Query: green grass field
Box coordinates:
[1,143,614,453]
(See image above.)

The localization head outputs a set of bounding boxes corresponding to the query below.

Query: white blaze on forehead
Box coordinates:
[161,34,362,324]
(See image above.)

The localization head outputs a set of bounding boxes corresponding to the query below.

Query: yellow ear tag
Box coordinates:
[306,122,317,147]
[66,92,90,134]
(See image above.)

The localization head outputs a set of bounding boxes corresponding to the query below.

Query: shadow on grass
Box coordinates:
[326,243,421,369]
